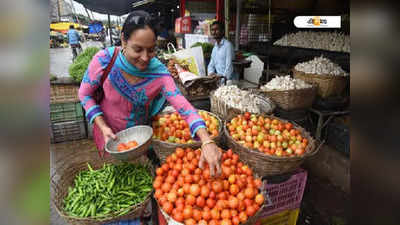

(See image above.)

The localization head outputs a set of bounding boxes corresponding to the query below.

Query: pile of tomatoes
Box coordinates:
[154,148,264,225]
[153,111,219,144]
[226,112,309,157]
[117,140,138,152]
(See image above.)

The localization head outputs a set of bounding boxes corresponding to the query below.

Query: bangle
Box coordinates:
[201,139,215,148]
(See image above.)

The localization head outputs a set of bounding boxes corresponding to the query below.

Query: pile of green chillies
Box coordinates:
[63,163,153,218]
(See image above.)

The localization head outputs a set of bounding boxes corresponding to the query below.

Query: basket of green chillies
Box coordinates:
[52,156,154,225]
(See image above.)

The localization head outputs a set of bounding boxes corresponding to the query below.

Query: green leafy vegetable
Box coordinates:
[68,47,100,82]
[191,42,214,58]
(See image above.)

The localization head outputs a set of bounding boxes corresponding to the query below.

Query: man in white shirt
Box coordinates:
[207,21,236,85]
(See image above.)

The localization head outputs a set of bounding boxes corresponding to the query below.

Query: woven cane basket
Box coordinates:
[51,151,154,225]
[175,75,222,100]
[258,84,317,111]
[155,149,272,225]
[152,110,223,163]
[210,90,276,122]
[224,114,321,177]
[292,68,349,98]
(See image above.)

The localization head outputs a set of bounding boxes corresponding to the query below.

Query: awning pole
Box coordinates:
[235,0,241,51]
[180,0,186,17]
[108,14,113,46]
[225,0,229,39]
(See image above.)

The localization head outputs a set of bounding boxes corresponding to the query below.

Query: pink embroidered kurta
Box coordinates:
[78,48,206,150]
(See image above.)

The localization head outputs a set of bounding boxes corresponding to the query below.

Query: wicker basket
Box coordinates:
[224,114,321,177]
[210,90,276,121]
[258,84,317,111]
[152,110,223,163]
[51,152,153,225]
[155,150,272,225]
[292,68,349,98]
[175,75,222,100]
[51,83,81,104]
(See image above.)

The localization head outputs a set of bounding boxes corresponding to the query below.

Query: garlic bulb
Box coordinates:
[260,75,312,91]
[213,85,264,114]
[295,56,349,76]
[274,31,350,53]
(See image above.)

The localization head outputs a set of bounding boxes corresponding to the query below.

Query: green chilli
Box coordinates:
[63,163,152,218]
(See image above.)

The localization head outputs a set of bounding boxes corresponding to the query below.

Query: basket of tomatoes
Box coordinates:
[152,110,223,163]
[154,147,271,225]
[224,112,321,177]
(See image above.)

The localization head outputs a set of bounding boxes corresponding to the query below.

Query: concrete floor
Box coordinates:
[50,41,104,78]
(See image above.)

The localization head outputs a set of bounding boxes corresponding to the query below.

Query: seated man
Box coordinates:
[207,21,237,85]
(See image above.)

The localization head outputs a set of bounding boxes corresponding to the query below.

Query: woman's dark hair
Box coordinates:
[121,11,157,41]
[69,24,74,29]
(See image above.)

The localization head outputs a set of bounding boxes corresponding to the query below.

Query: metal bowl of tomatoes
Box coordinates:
[105,125,153,161]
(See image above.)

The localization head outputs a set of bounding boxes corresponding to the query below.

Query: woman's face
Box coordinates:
[122,26,156,71]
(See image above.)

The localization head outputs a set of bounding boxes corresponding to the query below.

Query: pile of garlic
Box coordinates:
[274,31,350,53]
[261,75,312,91]
[213,85,262,114]
[295,56,349,76]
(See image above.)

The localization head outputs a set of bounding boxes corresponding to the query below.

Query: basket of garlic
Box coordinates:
[210,85,275,121]
[293,56,350,98]
[259,75,317,111]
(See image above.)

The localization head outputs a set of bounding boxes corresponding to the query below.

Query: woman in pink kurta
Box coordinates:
[78,11,222,176]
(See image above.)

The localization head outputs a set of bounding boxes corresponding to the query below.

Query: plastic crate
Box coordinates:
[50,120,87,143]
[260,169,307,217]
[256,208,300,225]
[50,102,84,123]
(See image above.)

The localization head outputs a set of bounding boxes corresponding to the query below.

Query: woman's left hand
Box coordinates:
[199,142,222,177]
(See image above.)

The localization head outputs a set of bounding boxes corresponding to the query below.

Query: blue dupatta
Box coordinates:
[108,47,170,117]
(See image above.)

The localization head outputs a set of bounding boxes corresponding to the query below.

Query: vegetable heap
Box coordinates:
[260,75,312,91]
[69,47,100,82]
[153,111,219,144]
[294,56,349,76]
[191,42,214,58]
[227,112,309,157]
[117,140,139,152]
[154,148,264,225]
[213,85,264,114]
[63,163,152,218]
[274,31,350,53]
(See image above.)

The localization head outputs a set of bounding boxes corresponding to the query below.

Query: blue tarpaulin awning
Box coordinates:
[89,22,104,34]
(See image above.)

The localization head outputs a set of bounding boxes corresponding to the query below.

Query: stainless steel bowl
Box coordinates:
[105,125,153,161]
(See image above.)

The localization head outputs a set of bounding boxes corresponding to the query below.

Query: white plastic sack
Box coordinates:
[172,46,206,77]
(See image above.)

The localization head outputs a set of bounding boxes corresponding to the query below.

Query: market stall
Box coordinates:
[50,1,350,225]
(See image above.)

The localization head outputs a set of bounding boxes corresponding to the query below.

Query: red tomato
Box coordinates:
[212,180,223,193]
[183,206,193,220]
[162,202,173,214]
